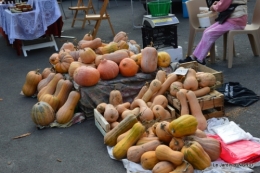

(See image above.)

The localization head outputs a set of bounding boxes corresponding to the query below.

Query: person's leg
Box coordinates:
[193,22,244,62]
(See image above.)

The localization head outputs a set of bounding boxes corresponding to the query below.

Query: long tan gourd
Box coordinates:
[130,99,154,122]
[134,82,149,100]
[142,79,162,102]
[37,73,64,101]
[150,73,178,101]
[55,79,73,109]
[56,91,81,124]
[155,145,184,166]
[140,46,158,73]
[153,161,176,173]
[113,122,145,160]
[127,140,161,163]
[104,114,138,147]
[150,94,168,110]
[186,90,207,131]
[176,90,189,116]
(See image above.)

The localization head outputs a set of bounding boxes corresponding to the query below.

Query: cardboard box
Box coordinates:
[94,105,176,136]
[167,90,225,119]
[178,61,223,89]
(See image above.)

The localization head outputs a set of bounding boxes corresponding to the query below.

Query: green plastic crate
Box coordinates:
[148,0,172,17]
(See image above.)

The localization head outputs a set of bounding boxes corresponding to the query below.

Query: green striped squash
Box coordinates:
[31,101,55,126]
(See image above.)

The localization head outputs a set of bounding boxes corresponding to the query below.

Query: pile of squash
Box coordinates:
[48,31,172,87]
[22,68,80,127]
[95,69,219,172]
[21,31,173,127]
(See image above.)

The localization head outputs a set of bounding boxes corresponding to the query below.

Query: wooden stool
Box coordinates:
[68,0,96,27]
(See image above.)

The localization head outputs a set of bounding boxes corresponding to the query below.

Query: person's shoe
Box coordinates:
[178,56,194,63]
[196,58,206,65]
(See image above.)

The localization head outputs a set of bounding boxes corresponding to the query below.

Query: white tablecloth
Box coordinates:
[3,0,61,44]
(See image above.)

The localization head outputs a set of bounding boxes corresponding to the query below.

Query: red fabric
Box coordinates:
[208,134,260,164]
[0,17,63,55]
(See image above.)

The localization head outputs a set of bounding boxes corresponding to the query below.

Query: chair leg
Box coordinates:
[248,33,260,56]
[209,43,215,64]
[71,10,79,27]
[92,20,102,38]
[187,25,196,56]
[107,17,115,36]
[227,32,234,68]
[223,32,228,60]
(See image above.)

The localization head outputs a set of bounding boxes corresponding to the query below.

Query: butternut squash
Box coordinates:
[103,104,119,123]
[140,47,158,73]
[109,89,123,107]
[155,145,184,166]
[155,70,167,84]
[55,79,73,109]
[37,72,55,92]
[170,160,194,173]
[104,114,138,147]
[121,107,140,120]
[115,102,131,115]
[153,161,176,173]
[183,68,198,91]
[142,79,162,102]
[169,137,185,151]
[152,105,172,122]
[134,82,149,100]
[113,122,145,160]
[150,73,178,101]
[141,151,159,170]
[150,94,168,110]
[186,90,207,131]
[127,140,161,163]
[37,73,64,101]
[101,49,129,64]
[155,121,173,144]
[95,42,118,55]
[176,90,189,116]
[130,99,154,122]
[193,86,211,97]
[169,81,183,97]
[56,91,81,124]
[77,37,102,49]
[96,102,107,114]
[136,136,160,145]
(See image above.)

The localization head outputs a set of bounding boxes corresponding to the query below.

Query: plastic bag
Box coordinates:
[217,82,259,107]
[212,121,253,144]
[208,134,260,164]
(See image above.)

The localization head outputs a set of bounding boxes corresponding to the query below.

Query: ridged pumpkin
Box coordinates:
[119,58,139,77]
[73,66,100,87]
[97,59,119,80]
[22,69,42,97]
[181,141,211,170]
[168,114,198,138]
[54,52,74,73]
[79,48,96,64]
[157,51,171,67]
[31,101,55,126]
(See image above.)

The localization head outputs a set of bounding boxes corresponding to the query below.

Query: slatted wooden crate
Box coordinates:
[167,90,225,119]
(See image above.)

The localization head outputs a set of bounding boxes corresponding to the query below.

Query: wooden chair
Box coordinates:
[68,0,96,27]
[82,0,115,38]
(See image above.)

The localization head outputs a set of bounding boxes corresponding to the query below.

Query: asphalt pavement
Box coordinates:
[0,0,260,172]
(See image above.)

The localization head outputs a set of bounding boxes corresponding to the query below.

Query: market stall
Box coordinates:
[0,0,63,56]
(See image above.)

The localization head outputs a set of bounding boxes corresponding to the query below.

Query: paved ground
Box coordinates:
[0,0,260,172]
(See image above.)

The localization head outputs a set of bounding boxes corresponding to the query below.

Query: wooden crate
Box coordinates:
[94,105,176,136]
[167,90,225,119]
[178,61,223,89]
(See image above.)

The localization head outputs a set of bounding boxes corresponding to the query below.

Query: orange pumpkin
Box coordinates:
[97,59,119,80]
[54,52,74,73]
[119,58,139,77]
[79,48,96,64]
[73,66,100,87]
